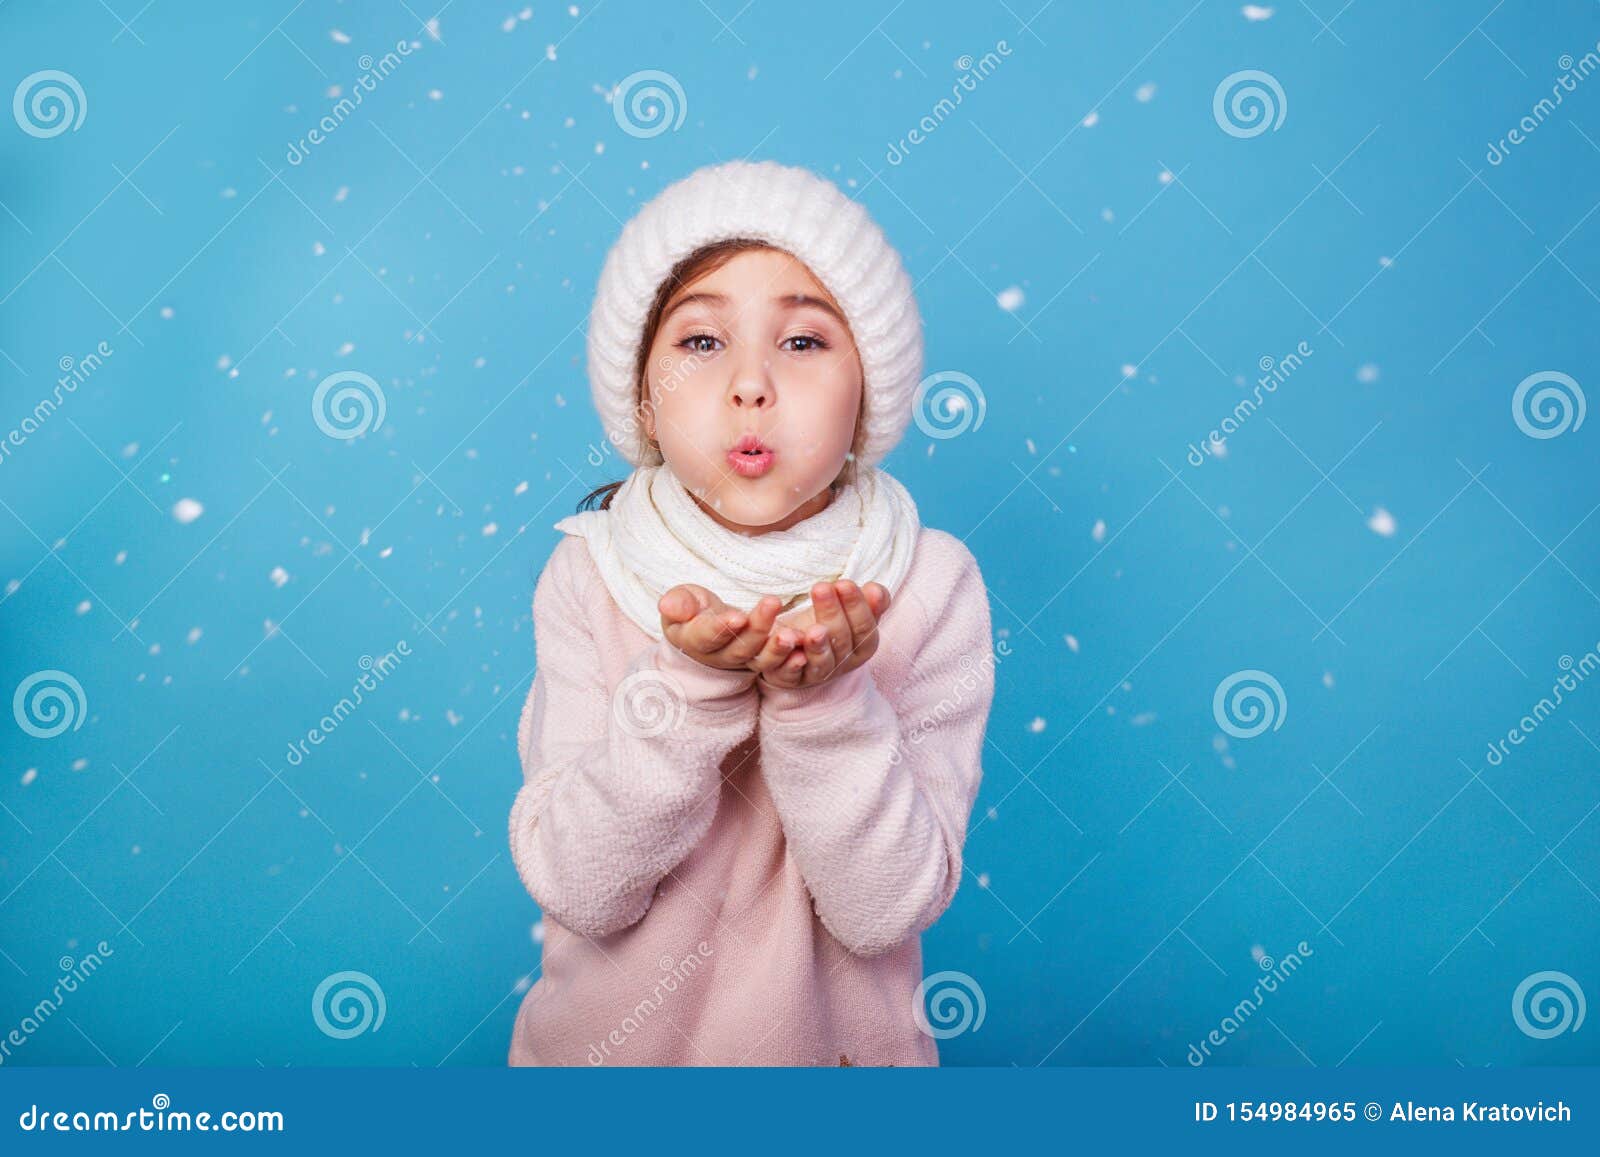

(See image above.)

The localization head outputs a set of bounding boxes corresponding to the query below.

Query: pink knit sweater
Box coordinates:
[506,525,994,1066]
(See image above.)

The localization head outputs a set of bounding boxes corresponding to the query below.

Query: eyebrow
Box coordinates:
[661,291,847,327]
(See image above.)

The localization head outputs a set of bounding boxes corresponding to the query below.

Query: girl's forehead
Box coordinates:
[674,247,839,309]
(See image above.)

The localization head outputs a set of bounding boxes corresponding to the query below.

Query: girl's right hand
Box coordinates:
[658,584,794,672]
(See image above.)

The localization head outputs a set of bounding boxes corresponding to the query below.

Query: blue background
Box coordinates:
[1,0,1596,1067]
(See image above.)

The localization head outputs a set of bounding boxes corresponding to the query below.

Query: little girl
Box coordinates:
[507,160,995,1066]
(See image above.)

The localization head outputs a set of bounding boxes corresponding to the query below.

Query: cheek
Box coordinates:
[785,389,860,454]
[646,376,716,440]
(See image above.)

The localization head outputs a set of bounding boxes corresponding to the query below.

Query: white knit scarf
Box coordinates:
[553,463,922,641]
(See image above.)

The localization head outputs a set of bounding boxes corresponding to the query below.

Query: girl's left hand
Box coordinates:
[751,580,891,691]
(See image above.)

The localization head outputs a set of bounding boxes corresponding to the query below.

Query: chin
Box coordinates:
[716,495,798,531]
[678,462,837,532]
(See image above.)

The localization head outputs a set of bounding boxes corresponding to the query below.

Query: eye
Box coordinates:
[782,333,829,353]
[677,332,721,354]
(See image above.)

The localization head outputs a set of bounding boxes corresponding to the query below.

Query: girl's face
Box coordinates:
[639,247,864,535]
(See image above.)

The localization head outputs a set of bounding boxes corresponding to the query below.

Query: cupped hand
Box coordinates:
[658,584,784,672]
[748,580,891,691]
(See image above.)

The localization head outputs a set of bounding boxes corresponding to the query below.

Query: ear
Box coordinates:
[635,395,656,443]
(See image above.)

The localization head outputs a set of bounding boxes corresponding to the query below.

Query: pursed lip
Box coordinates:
[727,432,775,477]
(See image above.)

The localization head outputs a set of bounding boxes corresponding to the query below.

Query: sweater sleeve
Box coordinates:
[754,541,995,957]
[508,540,760,938]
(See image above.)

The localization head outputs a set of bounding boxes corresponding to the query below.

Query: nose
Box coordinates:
[727,352,774,411]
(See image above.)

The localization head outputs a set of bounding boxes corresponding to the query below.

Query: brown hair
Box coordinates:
[576,237,866,512]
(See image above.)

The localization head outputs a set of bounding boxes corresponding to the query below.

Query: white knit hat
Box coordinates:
[585,159,923,471]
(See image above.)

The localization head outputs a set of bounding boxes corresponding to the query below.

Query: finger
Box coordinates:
[749,594,784,636]
[834,580,880,653]
[658,586,700,624]
[760,667,802,692]
[682,607,745,654]
[759,643,807,689]
[811,583,854,662]
[800,625,834,685]
[777,647,808,685]
[748,620,800,675]
[721,596,780,664]
[749,625,800,674]
[681,584,724,614]
[862,582,891,618]
[780,595,814,624]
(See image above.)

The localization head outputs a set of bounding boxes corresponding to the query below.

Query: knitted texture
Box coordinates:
[586,159,924,471]
[507,526,993,1066]
[550,461,922,639]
